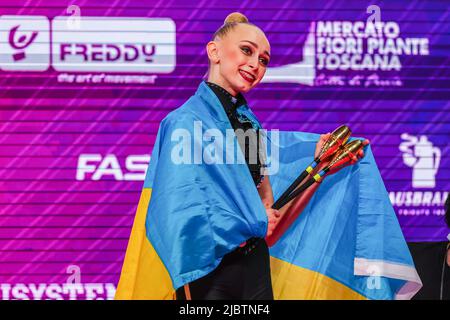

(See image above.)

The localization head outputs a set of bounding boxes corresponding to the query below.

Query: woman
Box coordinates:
[173,12,330,300]
[115,12,369,300]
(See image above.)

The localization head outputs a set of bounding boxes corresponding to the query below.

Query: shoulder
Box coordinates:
[160,95,204,131]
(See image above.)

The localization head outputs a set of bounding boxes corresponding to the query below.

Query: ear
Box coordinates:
[206,41,220,64]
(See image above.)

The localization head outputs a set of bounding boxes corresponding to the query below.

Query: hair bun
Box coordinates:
[224,12,249,24]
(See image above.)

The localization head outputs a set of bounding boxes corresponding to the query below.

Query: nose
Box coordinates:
[248,56,259,71]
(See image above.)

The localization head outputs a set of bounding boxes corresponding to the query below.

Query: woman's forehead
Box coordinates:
[227,24,270,52]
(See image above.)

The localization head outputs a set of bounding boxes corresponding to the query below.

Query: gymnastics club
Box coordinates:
[272,125,352,210]
[273,139,365,210]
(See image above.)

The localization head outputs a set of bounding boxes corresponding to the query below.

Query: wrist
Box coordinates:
[262,200,273,209]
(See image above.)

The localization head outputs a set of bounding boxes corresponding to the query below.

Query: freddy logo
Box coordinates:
[0,15,175,73]
[0,15,50,71]
[52,17,175,73]
[8,24,38,61]
[59,43,156,63]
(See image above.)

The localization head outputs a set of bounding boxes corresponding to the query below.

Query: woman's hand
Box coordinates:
[266,208,281,238]
[315,135,370,161]
[349,139,370,164]
[326,138,371,175]
[315,133,331,159]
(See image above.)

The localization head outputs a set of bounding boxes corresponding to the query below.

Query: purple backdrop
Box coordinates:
[0,0,448,299]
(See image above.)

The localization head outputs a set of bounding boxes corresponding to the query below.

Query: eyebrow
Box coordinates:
[240,40,271,58]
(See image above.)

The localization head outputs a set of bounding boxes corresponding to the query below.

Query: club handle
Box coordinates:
[272,169,309,210]
[272,177,316,210]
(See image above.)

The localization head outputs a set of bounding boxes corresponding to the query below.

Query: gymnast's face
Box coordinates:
[207,24,271,96]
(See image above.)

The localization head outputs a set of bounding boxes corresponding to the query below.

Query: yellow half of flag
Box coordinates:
[115,188,366,300]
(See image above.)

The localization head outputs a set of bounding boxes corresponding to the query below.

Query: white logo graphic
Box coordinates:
[0,15,50,71]
[76,154,150,181]
[400,133,441,188]
[0,15,175,73]
[262,21,429,87]
[262,22,316,86]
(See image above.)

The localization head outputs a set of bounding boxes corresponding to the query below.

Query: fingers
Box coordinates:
[319,133,330,142]
[356,141,367,160]
[267,227,274,238]
[266,208,280,220]
[268,211,281,223]
[316,133,331,158]
[266,208,281,238]
[321,133,331,141]
[266,208,279,216]
[348,150,365,166]
[267,220,276,237]
[353,139,368,162]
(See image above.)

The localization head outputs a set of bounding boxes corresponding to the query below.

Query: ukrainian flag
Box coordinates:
[115,82,422,300]
[268,132,422,300]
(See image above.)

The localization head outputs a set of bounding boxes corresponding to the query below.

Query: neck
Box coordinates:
[207,74,238,97]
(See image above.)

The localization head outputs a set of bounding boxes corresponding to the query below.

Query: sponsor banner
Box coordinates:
[263,21,430,87]
[0,15,175,73]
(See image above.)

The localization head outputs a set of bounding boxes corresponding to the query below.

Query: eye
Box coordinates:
[259,57,269,66]
[241,46,252,55]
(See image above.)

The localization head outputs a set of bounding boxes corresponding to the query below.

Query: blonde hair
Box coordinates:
[212,12,253,40]
[206,13,259,77]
